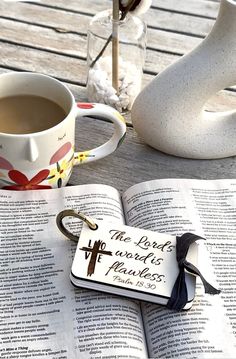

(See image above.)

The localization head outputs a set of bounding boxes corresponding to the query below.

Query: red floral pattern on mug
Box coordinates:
[0,156,14,170]
[3,169,51,190]
[49,142,72,165]
[77,103,94,109]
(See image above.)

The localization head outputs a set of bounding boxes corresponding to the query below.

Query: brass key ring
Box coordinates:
[56,210,98,243]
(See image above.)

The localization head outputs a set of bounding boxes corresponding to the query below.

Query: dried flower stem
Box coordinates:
[90,34,112,69]
[112,0,120,93]
[89,1,142,74]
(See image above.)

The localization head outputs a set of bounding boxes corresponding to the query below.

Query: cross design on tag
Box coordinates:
[80,240,112,276]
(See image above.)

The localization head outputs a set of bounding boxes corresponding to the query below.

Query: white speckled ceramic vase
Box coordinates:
[131,0,236,159]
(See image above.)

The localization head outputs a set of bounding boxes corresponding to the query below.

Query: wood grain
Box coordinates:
[29,0,220,18]
[70,117,236,190]
[0,1,216,37]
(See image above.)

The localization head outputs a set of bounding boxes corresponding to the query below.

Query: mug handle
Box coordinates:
[74,102,126,165]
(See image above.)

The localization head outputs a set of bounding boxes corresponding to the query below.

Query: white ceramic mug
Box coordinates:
[0,72,126,190]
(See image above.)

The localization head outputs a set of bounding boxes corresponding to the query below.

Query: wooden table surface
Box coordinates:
[0,0,235,193]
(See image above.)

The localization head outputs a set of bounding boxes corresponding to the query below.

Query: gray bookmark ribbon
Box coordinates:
[167,233,221,311]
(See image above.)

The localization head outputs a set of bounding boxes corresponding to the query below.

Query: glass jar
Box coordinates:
[86,10,146,114]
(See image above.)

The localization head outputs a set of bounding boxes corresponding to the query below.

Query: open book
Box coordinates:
[0,179,235,358]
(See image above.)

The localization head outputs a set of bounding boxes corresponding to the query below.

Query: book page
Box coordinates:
[122,179,236,358]
[0,184,148,359]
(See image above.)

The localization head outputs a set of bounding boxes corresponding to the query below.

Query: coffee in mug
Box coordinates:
[0,72,126,190]
[0,94,66,134]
